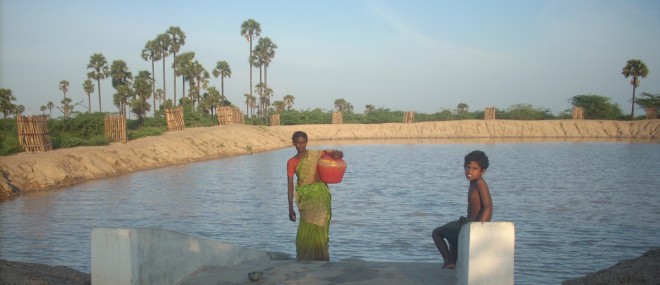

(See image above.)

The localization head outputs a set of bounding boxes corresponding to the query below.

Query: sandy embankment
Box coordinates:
[1,119,658,200]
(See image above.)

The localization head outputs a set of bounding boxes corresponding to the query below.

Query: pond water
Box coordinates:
[1,139,659,284]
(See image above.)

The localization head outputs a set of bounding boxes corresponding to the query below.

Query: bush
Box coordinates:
[129,127,165,140]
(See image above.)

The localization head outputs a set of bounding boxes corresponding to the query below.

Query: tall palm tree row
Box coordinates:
[241,19,261,108]
[74,23,286,117]
[622,59,649,119]
[86,53,108,112]
[167,26,186,104]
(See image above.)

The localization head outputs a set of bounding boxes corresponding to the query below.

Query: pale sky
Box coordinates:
[1,0,659,116]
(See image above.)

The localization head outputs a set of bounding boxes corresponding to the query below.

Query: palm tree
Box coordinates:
[59,80,69,98]
[240,19,261,105]
[173,51,195,101]
[155,33,171,105]
[132,70,153,124]
[283,94,295,110]
[87,53,109,112]
[212,61,232,100]
[14,105,25,117]
[205,86,222,115]
[60,97,73,118]
[457,102,469,113]
[46,101,54,117]
[83,80,95,113]
[110,60,133,115]
[155,88,164,111]
[364,104,375,115]
[40,105,47,115]
[187,60,209,109]
[251,53,264,116]
[334,98,353,112]
[0,88,16,130]
[273,100,285,112]
[253,37,277,118]
[112,85,133,116]
[142,40,162,117]
[167,26,186,104]
[244,93,251,118]
[622,59,650,119]
[248,94,257,119]
[256,37,277,91]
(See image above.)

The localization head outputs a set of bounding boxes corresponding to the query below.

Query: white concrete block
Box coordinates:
[91,228,135,285]
[91,228,289,285]
[456,222,515,285]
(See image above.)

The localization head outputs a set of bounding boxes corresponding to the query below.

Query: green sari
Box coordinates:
[295,150,332,261]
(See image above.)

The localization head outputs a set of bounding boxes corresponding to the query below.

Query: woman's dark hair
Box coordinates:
[292,131,308,142]
[465,150,489,169]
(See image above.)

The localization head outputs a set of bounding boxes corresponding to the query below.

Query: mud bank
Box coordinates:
[1,120,658,200]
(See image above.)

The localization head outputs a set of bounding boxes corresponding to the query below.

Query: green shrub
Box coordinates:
[128,127,165,140]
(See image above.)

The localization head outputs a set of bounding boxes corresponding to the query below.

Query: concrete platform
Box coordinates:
[92,226,513,285]
[178,259,456,285]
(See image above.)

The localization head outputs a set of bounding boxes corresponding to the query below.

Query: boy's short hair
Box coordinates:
[465,150,489,169]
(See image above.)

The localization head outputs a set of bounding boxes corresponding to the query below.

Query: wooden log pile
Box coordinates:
[217,106,245,125]
[16,115,53,152]
[403,111,415,123]
[332,112,343,124]
[104,114,127,143]
[270,114,280,126]
[646,107,657,119]
[165,107,185,131]
[484,107,496,120]
[572,107,584,120]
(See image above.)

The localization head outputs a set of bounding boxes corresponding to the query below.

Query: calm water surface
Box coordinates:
[1,139,659,284]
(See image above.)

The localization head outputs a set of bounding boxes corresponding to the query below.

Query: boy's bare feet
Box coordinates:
[442,263,456,269]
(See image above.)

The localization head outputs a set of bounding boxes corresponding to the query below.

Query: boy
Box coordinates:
[432,150,493,269]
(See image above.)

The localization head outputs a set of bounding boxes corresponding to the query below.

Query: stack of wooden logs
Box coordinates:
[403,111,415,123]
[217,106,244,125]
[16,115,53,152]
[484,107,496,120]
[332,112,343,124]
[572,107,584,120]
[104,114,127,143]
[165,107,185,131]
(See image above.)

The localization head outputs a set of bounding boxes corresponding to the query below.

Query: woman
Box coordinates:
[287,131,343,261]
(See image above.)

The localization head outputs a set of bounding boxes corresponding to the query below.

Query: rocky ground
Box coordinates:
[0,259,90,285]
[562,248,660,285]
[0,248,657,285]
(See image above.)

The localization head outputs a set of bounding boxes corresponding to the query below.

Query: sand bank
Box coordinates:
[1,119,658,200]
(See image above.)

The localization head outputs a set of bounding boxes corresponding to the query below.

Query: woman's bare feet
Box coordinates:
[442,263,456,269]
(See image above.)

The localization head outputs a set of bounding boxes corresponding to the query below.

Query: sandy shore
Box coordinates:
[1,119,658,200]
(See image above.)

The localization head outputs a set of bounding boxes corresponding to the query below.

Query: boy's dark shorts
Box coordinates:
[438,216,472,245]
